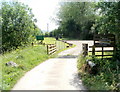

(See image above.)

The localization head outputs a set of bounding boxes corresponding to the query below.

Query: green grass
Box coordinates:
[43,37,56,44]
[77,54,120,90]
[1,37,76,90]
[88,52,113,59]
[1,45,50,90]
[43,37,69,50]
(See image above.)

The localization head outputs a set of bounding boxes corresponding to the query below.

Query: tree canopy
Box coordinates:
[95,2,120,59]
[1,2,42,52]
[52,1,120,57]
[54,2,96,39]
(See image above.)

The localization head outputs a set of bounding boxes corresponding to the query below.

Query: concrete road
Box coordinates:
[12,40,93,90]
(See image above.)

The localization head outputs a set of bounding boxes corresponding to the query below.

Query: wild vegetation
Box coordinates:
[1,2,42,52]
[95,2,120,60]
[77,55,120,90]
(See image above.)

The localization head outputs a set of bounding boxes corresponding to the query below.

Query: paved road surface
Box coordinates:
[12,40,93,90]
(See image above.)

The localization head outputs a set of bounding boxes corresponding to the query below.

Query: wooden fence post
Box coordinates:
[47,45,49,54]
[82,43,88,57]
[92,45,95,56]
[102,46,104,59]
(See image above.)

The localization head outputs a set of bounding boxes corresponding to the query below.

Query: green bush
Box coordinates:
[1,2,42,52]
[77,55,120,90]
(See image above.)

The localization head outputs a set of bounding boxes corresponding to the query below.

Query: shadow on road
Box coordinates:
[57,55,78,58]
[69,73,87,90]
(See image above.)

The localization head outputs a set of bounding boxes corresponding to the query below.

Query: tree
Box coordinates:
[95,2,120,59]
[56,2,96,39]
[1,2,39,52]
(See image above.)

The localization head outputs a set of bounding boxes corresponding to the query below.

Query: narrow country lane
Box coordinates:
[12,40,93,90]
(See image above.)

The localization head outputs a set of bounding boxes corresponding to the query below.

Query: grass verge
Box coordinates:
[77,54,120,90]
[1,45,51,90]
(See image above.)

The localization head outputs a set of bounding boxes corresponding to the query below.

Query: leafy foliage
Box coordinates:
[95,2,120,34]
[78,4,120,86]
[1,2,42,52]
[54,2,96,39]
[77,55,120,90]
[94,2,120,59]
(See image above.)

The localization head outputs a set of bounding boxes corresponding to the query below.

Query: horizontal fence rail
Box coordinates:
[82,34,116,59]
[89,34,116,59]
[47,44,57,55]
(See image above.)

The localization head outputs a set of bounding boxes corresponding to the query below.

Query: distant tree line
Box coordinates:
[1,2,42,52]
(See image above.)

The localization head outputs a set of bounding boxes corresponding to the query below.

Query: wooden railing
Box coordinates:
[47,44,57,55]
[46,41,73,55]
[89,34,116,59]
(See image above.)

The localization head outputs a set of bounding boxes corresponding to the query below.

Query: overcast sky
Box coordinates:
[24,0,60,32]
[2,0,118,32]
[2,0,60,32]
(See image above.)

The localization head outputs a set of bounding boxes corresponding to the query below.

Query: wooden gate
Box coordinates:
[89,34,116,59]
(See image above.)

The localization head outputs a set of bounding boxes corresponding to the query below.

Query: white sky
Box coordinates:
[2,0,119,32]
[3,0,60,32]
[24,0,60,32]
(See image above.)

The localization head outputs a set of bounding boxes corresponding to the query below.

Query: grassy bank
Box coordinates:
[77,55,120,90]
[1,45,50,90]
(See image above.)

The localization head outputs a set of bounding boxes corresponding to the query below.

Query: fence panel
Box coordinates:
[89,34,116,59]
[47,44,56,55]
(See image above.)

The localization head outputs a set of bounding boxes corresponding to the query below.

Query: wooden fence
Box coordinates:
[47,40,73,55]
[82,34,116,59]
[47,44,57,55]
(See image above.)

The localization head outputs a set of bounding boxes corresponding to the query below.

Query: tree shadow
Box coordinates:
[57,55,78,58]
[69,73,88,91]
